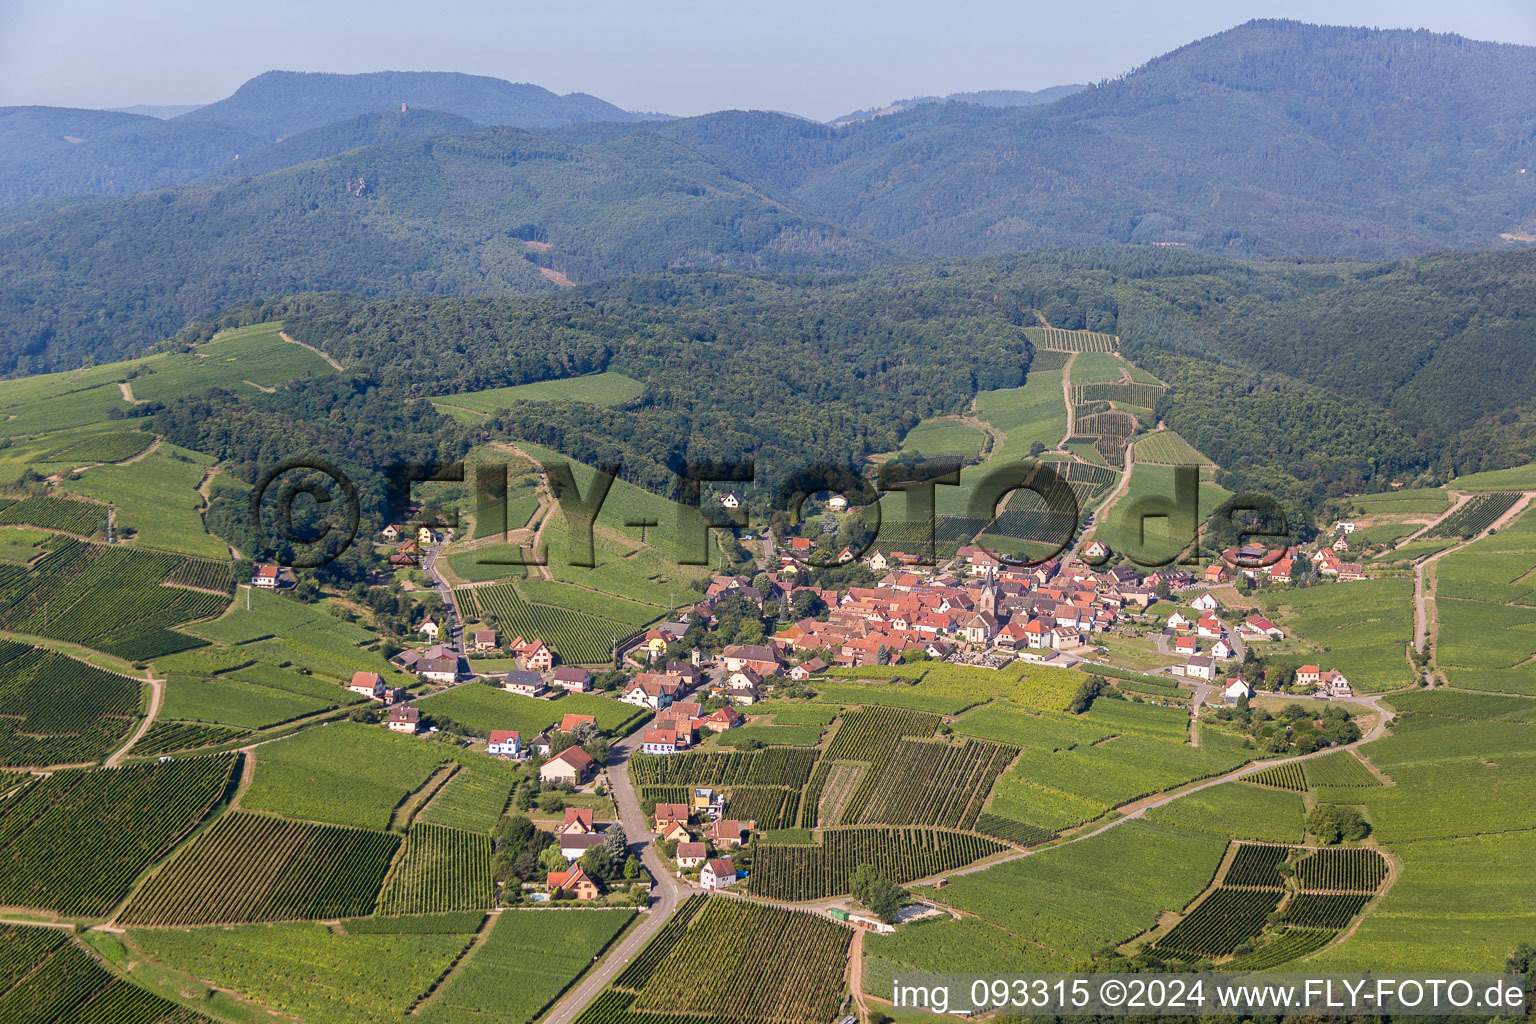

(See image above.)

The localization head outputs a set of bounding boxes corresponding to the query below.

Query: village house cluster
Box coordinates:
[653,788,750,891]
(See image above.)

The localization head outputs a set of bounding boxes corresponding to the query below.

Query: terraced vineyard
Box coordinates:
[1424,492,1522,539]
[1155,886,1284,958]
[1025,326,1118,353]
[0,539,226,660]
[0,640,144,766]
[745,827,1008,901]
[0,755,235,916]
[589,897,851,1024]
[0,495,107,535]
[454,582,638,664]
[1283,892,1373,928]
[378,823,493,914]
[1295,848,1389,892]
[123,810,401,925]
[629,748,817,788]
[1246,763,1307,791]
[41,430,156,465]
[1223,842,1291,888]
[0,925,216,1024]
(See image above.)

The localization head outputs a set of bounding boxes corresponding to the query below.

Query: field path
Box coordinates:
[544,729,688,1024]
[1395,489,1470,549]
[105,675,162,768]
[937,694,1394,882]
[1411,490,1536,657]
[278,330,344,372]
[118,381,143,404]
[1058,352,1079,446]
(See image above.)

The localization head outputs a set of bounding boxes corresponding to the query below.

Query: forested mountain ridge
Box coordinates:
[177,69,654,141]
[0,128,883,374]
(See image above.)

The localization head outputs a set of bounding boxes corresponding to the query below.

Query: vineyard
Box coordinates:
[454,583,638,664]
[0,640,143,767]
[1135,429,1213,467]
[823,705,940,762]
[419,768,515,833]
[162,556,235,593]
[1425,492,1522,539]
[850,737,1018,830]
[0,540,227,660]
[1027,350,1071,371]
[122,810,401,925]
[1246,763,1307,791]
[1155,887,1284,958]
[1283,892,1372,928]
[0,926,215,1024]
[721,786,800,829]
[1222,843,1290,888]
[1071,381,1167,408]
[606,897,851,1024]
[745,827,1008,900]
[378,823,493,914]
[1221,927,1336,971]
[1302,751,1381,788]
[1295,848,1388,892]
[974,813,1054,847]
[0,755,235,916]
[1025,326,1118,353]
[131,720,249,756]
[0,495,107,536]
[42,430,156,465]
[629,747,817,788]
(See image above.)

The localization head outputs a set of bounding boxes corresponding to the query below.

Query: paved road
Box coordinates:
[1411,491,1534,656]
[544,729,688,1024]
[421,536,465,658]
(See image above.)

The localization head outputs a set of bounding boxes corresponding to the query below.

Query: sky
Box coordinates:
[2,0,1534,121]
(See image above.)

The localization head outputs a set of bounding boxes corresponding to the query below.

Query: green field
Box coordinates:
[132,921,467,1024]
[433,372,644,413]
[423,909,634,1024]
[1448,462,1536,491]
[898,417,989,458]
[1145,781,1306,842]
[161,673,332,729]
[241,722,450,830]
[415,683,644,738]
[1093,465,1232,562]
[1259,578,1416,692]
[972,372,1068,468]
[64,444,228,558]
[1135,429,1214,467]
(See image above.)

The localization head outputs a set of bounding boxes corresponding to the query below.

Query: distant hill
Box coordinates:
[0,106,262,205]
[828,84,1085,125]
[109,104,206,119]
[177,70,653,141]
[203,108,480,178]
[0,128,882,374]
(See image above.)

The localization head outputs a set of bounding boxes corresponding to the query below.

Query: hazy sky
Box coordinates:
[2,0,1534,121]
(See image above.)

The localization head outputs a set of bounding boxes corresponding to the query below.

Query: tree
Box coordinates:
[848,862,906,924]
[624,855,641,880]
[604,824,629,861]
[580,844,614,883]
[538,844,569,874]
[1306,805,1370,844]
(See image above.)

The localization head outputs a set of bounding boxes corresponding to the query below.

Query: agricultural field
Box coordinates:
[1246,762,1307,790]
[415,683,645,738]
[746,827,1008,900]
[122,810,401,925]
[36,428,155,466]
[0,527,48,564]
[630,747,817,788]
[1294,847,1389,891]
[1302,750,1381,788]
[1345,488,1454,518]
[1284,893,1373,928]
[843,737,1017,830]
[593,897,851,1024]
[1145,782,1306,843]
[897,417,989,458]
[913,819,1227,964]
[1222,842,1291,888]
[1448,461,1536,491]
[160,673,331,729]
[419,766,517,832]
[1384,688,1536,722]
[378,823,493,914]
[970,372,1068,470]
[0,495,107,535]
[0,925,216,1024]
[1433,503,1536,692]
[422,909,635,1024]
[1069,351,1154,384]
[188,586,377,646]
[127,322,338,402]
[0,640,144,767]
[0,755,235,916]
[1155,886,1284,959]
[817,660,1080,715]
[1134,428,1214,467]
[715,722,823,747]
[240,722,450,830]
[456,581,648,665]
[1257,578,1416,692]
[432,371,645,414]
[1025,326,1118,352]
[132,720,250,756]
[1221,927,1337,970]
[64,444,230,559]
[130,920,467,1024]
[0,539,228,661]
[1423,491,1522,539]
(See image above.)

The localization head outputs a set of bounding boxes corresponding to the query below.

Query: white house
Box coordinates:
[487,729,522,758]
[641,728,679,755]
[387,705,420,734]
[1185,655,1215,681]
[1223,678,1253,702]
[719,491,743,510]
[1167,611,1191,631]
[1211,638,1235,660]
[700,857,737,890]
[418,619,440,640]
[1191,592,1220,613]
[1084,540,1110,561]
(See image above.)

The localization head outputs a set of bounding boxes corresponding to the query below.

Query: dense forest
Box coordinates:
[4,21,1535,374]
